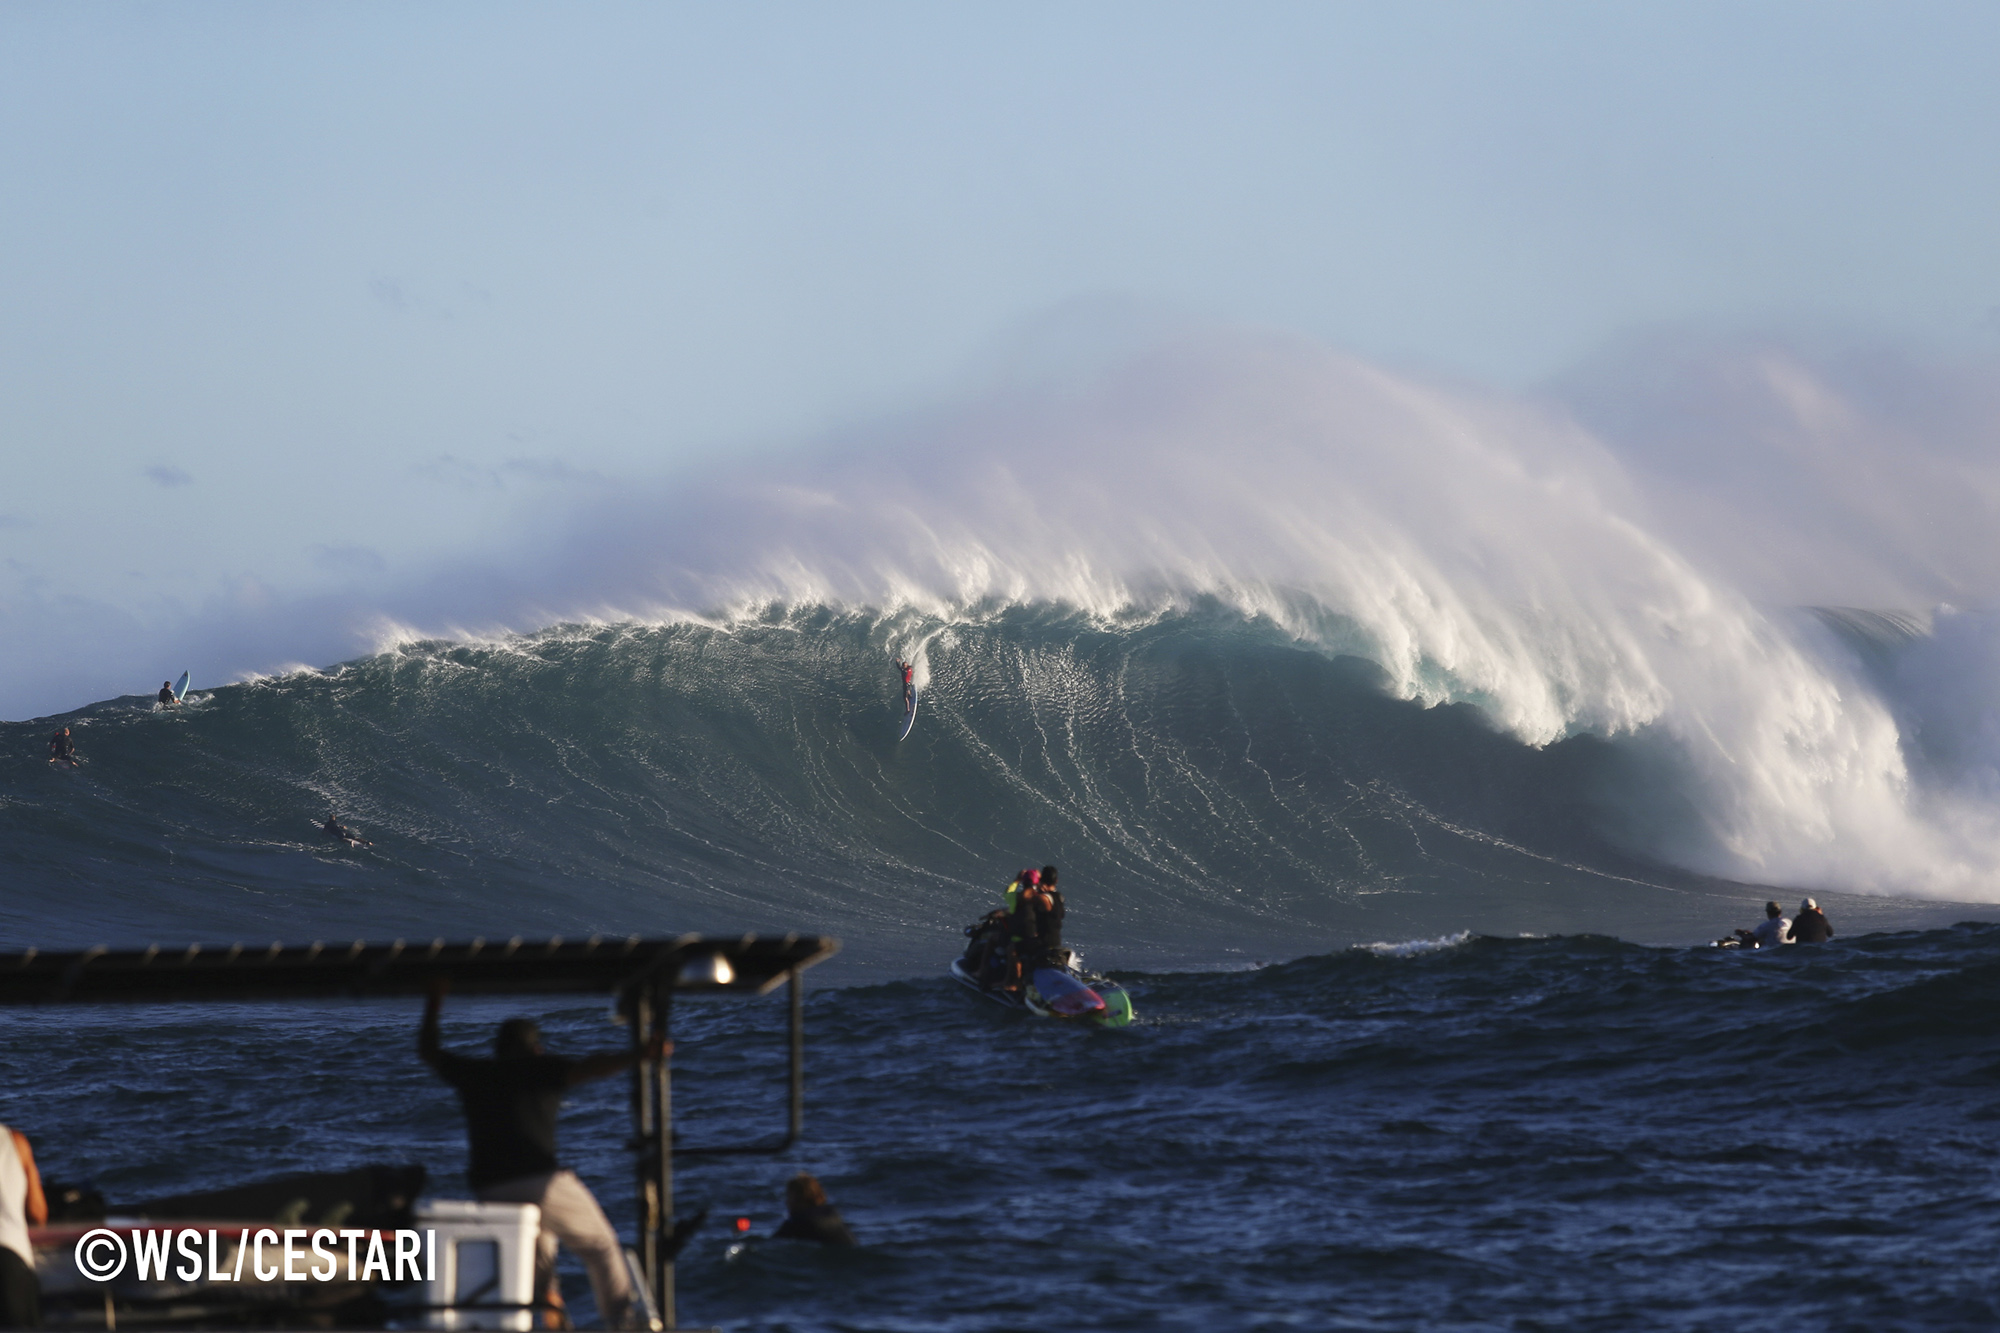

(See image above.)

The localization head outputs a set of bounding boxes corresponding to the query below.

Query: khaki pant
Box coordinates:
[476,1170,636,1330]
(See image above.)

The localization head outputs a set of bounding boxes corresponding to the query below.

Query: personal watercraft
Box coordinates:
[949,949,1135,1028]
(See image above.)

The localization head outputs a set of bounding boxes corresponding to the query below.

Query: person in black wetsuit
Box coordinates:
[1010,868,1065,972]
[1787,898,1835,944]
[421,977,664,1329]
[156,681,177,707]
[1037,865,1067,958]
[773,1173,855,1247]
[961,909,1012,988]
[323,816,371,847]
[46,728,75,764]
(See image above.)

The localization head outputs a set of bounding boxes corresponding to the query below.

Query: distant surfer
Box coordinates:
[772,1173,856,1247]
[896,660,914,710]
[156,680,178,708]
[1720,901,1790,949]
[1787,898,1834,944]
[1749,901,1789,948]
[323,815,371,847]
[45,727,77,766]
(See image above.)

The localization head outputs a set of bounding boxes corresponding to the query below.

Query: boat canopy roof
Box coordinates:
[0,933,837,1005]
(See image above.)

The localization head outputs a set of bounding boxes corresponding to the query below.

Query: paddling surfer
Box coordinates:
[773,1173,856,1247]
[323,815,371,847]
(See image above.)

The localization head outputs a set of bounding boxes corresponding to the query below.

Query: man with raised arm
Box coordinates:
[420,977,663,1330]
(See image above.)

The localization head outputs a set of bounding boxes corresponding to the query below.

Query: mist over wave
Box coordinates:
[12,324,2000,913]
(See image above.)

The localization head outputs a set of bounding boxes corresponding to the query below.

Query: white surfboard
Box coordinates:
[173,671,191,701]
[898,682,918,741]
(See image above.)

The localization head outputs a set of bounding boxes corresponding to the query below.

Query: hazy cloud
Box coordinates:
[412,454,607,491]
[144,465,194,488]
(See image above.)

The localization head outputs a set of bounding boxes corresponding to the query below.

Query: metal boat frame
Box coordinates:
[0,932,839,1330]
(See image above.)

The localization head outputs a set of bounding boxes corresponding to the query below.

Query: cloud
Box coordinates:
[412,454,608,491]
[144,465,194,488]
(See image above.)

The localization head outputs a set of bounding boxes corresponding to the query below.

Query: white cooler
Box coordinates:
[415,1200,541,1331]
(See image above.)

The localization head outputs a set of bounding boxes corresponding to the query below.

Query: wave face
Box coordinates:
[9,331,2000,948]
[0,605,1978,964]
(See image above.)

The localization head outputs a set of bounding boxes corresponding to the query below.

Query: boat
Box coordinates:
[949,950,1135,1028]
[4,933,840,1331]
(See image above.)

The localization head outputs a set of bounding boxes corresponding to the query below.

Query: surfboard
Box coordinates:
[1031,966,1107,1017]
[898,682,918,741]
[173,671,190,702]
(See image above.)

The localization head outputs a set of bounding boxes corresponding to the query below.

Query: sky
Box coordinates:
[5,1,2000,720]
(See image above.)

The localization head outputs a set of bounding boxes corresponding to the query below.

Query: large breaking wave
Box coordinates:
[8,327,2000,956]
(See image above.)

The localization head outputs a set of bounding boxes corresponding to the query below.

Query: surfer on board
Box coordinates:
[45,728,77,766]
[156,681,178,708]
[323,815,371,847]
[896,660,914,709]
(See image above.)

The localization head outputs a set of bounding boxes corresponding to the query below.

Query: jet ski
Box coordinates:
[949,948,1135,1028]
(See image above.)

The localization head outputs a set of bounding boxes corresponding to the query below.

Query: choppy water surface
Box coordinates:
[7,926,1999,1331]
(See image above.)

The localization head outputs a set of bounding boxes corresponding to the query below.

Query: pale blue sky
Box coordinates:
[4,2,2000,717]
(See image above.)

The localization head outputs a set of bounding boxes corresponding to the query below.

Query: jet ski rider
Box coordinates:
[961,865,1071,993]
[1003,866,1065,988]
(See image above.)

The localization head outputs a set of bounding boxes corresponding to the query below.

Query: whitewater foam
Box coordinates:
[1358,931,1474,958]
[14,328,2000,904]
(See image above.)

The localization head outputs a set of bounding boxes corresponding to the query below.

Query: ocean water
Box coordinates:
[4,605,1997,1328]
[6,927,2000,1331]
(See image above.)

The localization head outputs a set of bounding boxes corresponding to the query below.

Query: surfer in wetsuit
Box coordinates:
[156,681,177,708]
[896,660,914,712]
[1787,898,1834,944]
[46,728,75,765]
[323,815,371,847]
[772,1173,856,1247]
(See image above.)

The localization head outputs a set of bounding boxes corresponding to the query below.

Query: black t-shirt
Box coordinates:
[1788,910,1834,944]
[430,1051,575,1189]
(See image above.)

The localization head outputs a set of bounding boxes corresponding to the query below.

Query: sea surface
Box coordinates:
[3,609,1996,1329]
[5,928,2000,1331]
